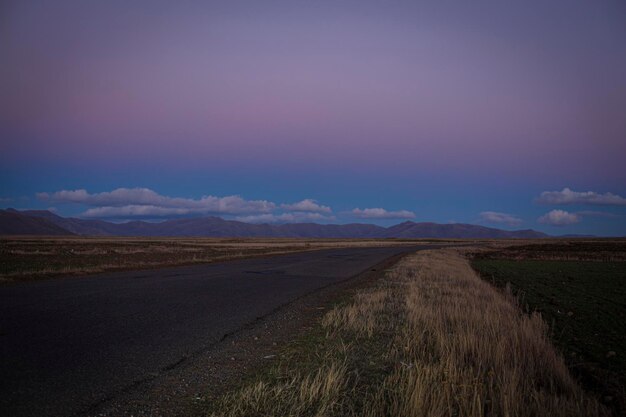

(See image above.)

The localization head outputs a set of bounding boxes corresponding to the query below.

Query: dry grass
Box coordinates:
[1,237,443,282]
[208,249,608,417]
[217,362,351,417]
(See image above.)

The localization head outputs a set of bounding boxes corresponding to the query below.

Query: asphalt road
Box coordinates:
[0,245,430,417]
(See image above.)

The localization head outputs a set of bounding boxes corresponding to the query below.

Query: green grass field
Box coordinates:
[472,258,626,415]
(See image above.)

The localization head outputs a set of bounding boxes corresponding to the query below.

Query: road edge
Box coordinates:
[84,248,423,417]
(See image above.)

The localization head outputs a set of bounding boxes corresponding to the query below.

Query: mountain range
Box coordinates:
[0,209,549,239]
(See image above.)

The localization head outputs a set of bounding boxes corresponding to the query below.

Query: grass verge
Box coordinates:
[204,249,607,417]
[472,258,626,416]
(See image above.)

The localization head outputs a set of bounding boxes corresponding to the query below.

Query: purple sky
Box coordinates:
[1,0,626,235]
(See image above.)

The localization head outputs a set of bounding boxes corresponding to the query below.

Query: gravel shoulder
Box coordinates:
[85,252,411,417]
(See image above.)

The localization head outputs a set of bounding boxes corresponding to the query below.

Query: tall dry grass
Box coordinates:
[209,249,608,417]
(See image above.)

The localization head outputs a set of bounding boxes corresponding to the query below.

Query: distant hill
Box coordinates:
[383,221,547,239]
[0,209,74,235]
[3,210,549,239]
[21,210,126,236]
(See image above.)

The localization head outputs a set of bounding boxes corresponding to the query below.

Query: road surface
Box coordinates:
[0,245,432,416]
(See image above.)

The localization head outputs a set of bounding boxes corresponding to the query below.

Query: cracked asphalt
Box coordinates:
[0,245,429,417]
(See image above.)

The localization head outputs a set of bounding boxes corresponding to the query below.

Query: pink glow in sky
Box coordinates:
[1,1,626,235]
[2,0,625,181]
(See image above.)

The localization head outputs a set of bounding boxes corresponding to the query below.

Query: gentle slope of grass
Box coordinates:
[205,249,607,417]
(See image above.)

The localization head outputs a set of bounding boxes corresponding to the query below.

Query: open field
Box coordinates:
[0,236,448,283]
[7,236,619,283]
[472,239,626,262]
[204,249,607,417]
[472,241,626,416]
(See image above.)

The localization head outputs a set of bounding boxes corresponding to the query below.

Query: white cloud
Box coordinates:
[538,209,581,226]
[81,205,199,218]
[280,199,332,214]
[537,188,626,206]
[235,212,336,224]
[480,211,522,227]
[351,207,415,220]
[38,188,276,216]
[37,187,339,221]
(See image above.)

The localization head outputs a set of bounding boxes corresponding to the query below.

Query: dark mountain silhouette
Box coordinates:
[0,209,74,235]
[21,210,124,235]
[4,210,549,238]
[383,221,547,239]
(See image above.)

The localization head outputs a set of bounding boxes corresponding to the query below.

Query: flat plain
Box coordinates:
[3,237,624,417]
[0,236,445,283]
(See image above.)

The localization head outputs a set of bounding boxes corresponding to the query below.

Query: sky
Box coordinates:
[1,0,625,235]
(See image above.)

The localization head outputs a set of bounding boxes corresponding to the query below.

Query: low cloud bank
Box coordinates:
[37,188,336,222]
[280,199,332,214]
[38,188,276,215]
[537,188,626,206]
[538,209,581,226]
[480,211,522,227]
[235,212,336,224]
[352,207,415,220]
[37,188,424,224]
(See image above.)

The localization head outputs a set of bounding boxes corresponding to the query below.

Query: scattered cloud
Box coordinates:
[538,209,581,226]
[480,211,522,227]
[280,199,332,214]
[81,205,202,218]
[0,197,13,203]
[235,212,335,224]
[537,188,626,206]
[38,188,276,216]
[37,188,337,222]
[351,207,415,220]
[38,188,154,206]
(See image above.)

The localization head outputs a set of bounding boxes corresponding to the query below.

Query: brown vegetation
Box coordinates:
[0,236,433,283]
[207,249,607,417]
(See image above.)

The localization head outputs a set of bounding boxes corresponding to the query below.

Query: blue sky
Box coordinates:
[1,0,625,235]
[3,160,626,236]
